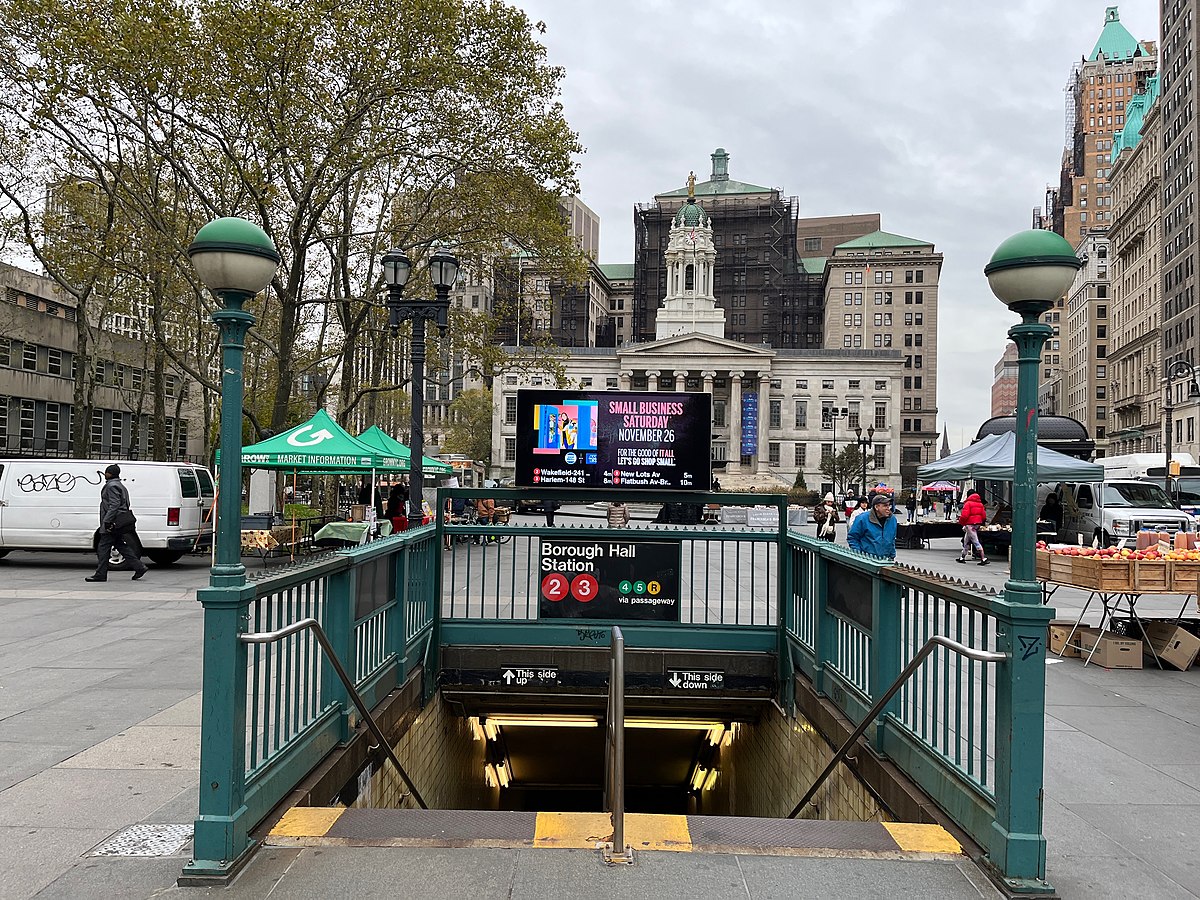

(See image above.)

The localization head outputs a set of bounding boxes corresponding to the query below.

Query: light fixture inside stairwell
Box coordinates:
[483,714,599,729]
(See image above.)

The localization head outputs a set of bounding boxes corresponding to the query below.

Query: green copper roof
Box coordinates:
[674,198,710,227]
[660,178,773,197]
[1111,73,1160,163]
[800,256,827,275]
[1089,7,1150,61]
[599,263,634,280]
[835,230,931,250]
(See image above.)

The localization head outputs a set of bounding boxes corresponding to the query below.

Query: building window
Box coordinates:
[606,376,618,389]
[821,443,833,462]
[769,399,781,428]
[875,380,886,391]
[794,400,807,428]
[843,335,853,347]
[804,238,821,251]
[0,397,7,444]
[505,396,517,425]
[45,402,59,446]
[0,338,8,366]
[504,437,516,462]
[22,343,36,372]
[822,380,834,390]
[844,313,853,327]
[794,443,807,466]
[47,348,62,376]
[90,410,104,452]
[110,412,123,454]
[768,442,780,466]
[848,380,860,391]
[874,403,887,429]
[1097,406,1107,421]
[848,401,860,429]
[874,445,886,470]
[795,379,808,389]
[874,313,883,326]
[19,399,34,447]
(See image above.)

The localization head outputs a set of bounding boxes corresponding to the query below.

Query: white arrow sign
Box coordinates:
[502,670,515,684]
[287,426,335,447]
[669,674,682,688]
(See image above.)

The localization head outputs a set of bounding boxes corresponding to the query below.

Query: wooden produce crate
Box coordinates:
[1169,559,1200,593]
[1048,554,1075,584]
[1036,549,1050,580]
[1133,559,1170,593]
[1070,556,1133,592]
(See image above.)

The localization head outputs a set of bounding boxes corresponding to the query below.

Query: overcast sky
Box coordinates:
[514,0,1157,451]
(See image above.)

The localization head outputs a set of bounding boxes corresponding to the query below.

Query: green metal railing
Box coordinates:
[189,489,1052,893]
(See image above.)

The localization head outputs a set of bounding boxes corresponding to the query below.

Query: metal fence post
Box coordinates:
[186,583,255,880]
[869,576,903,753]
[777,503,795,711]
[323,567,357,741]
[811,548,834,696]
[390,541,410,679]
[987,597,1054,894]
[424,536,441,703]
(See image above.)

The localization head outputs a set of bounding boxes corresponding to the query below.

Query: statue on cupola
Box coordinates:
[655,171,725,340]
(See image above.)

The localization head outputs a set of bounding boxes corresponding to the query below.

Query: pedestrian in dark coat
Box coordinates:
[86,464,148,582]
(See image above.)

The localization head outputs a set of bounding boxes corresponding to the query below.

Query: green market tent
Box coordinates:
[917,432,1103,482]
[357,426,453,475]
[238,409,406,472]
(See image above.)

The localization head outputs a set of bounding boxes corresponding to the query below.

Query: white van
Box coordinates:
[0,459,214,565]
[1039,480,1194,547]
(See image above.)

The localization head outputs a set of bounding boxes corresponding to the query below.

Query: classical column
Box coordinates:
[728,371,743,475]
[701,371,715,394]
[619,369,632,391]
[757,374,771,474]
[646,369,660,392]
[673,369,688,391]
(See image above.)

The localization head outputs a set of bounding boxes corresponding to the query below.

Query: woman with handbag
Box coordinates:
[86,464,148,582]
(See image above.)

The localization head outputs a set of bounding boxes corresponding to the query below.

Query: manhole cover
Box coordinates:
[88,823,193,857]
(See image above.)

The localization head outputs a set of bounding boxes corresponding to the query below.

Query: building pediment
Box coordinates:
[619,333,776,361]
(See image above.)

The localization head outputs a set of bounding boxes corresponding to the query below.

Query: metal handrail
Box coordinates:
[602,626,632,864]
[240,617,428,809]
[788,634,1006,819]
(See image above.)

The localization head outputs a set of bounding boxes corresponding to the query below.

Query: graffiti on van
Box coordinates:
[16,471,103,493]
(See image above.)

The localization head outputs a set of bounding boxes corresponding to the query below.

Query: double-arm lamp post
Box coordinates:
[1164,359,1200,502]
[185,217,280,878]
[982,229,1081,888]
[382,247,459,529]
[855,426,874,496]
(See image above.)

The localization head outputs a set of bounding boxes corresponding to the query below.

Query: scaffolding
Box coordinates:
[632,192,819,348]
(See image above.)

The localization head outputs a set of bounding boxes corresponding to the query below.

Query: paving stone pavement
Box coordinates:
[0,527,1196,899]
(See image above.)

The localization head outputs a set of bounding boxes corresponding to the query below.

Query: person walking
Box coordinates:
[847,494,898,559]
[86,464,147,582]
[847,496,869,529]
[544,499,561,526]
[813,492,839,542]
[606,501,630,528]
[957,491,988,566]
[905,492,917,522]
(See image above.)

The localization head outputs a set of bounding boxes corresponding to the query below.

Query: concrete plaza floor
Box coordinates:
[0,519,1197,898]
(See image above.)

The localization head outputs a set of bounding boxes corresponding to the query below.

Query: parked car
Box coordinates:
[0,458,215,565]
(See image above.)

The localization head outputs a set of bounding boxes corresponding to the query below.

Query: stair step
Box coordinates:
[267,808,962,859]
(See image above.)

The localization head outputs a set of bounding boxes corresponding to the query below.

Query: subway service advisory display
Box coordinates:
[515,389,711,490]
[538,539,681,621]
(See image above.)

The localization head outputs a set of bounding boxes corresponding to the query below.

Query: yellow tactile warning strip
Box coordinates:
[271,807,345,838]
[534,812,692,852]
[266,807,962,859]
[882,822,964,855]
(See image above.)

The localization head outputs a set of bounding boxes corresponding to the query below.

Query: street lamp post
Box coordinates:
[922,439,933,464]
[185,217,279,878]
[855,426,874,496]
[384,247,458,528]
[1164,360,1200,503]
[827,406,848,497]
[984,229,1081,889]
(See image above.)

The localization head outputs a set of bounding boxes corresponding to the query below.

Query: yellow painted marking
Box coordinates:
[533,812,692,852]
[270,807,345,838]
[883,822,962,854]
[534,812,611,849]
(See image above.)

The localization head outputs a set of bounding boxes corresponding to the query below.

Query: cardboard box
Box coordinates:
[1141,621,1200,671]
[1049,620,1082,658]
[1077,627,1143,669]
[1133,559,1170,593]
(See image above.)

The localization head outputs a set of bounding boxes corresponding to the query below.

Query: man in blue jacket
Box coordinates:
[847,494,897,559]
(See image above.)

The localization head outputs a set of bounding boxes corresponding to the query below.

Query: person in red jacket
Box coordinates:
[956,491,988,566]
